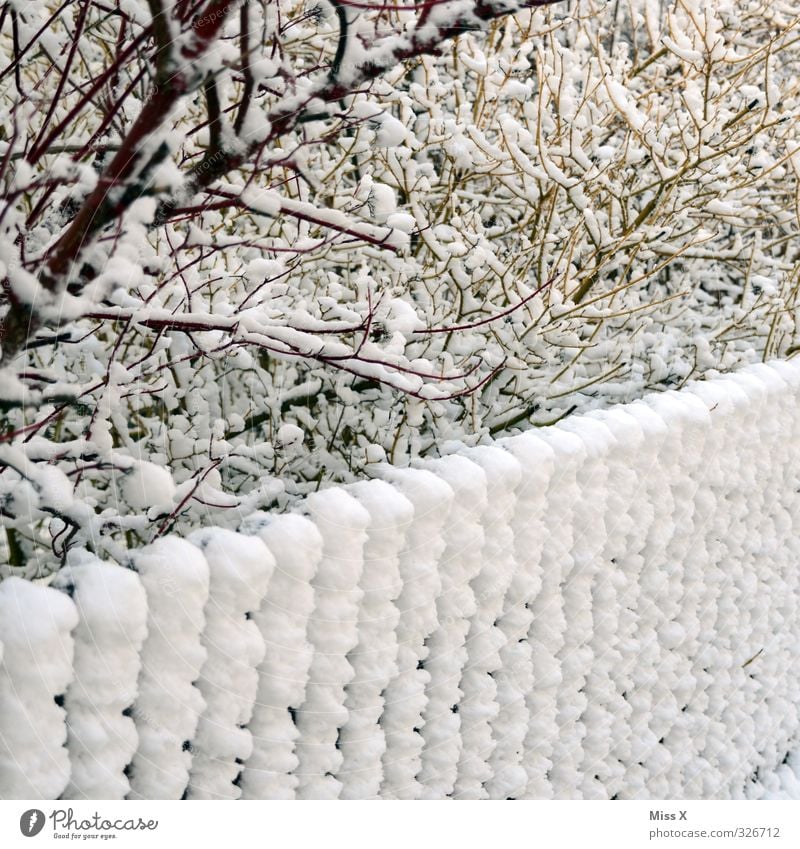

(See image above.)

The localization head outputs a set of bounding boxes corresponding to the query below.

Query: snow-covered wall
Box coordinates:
[2,359,800,800]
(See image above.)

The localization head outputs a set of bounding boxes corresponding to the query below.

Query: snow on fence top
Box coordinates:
[2,359,800,800]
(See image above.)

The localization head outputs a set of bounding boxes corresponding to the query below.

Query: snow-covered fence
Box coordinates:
[2,360,800,800]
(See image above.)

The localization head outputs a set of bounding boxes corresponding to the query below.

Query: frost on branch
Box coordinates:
[1,0,799,571]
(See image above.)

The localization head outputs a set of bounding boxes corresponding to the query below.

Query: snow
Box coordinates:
[292,489,370,799]
[126,538,210,800]
[525,427,587,798]
[414,454,487,799]
[484,433,554,798]
[238,513,322,800]
[452,446,521,799]
[3,358,800,800]
[372,466,453,799]
[275,423,304,447]
[122,461,177,514]
[335,480,412,798]
[0,577,78,799]
[185,529,273,799]
[2,0,800,804]
[52,552,148,799]
[384,212,416,233]
[368,182,397,223]
[375,115,407,148]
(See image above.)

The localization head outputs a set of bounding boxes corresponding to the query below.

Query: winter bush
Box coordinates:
[1,0,799,572]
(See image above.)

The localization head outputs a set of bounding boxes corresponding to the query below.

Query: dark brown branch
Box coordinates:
[146,0,173,76]
[417,276,556,333]
[233,1,253,135]
[25,26,153,164]
[328,0,349,83]
[203,74,223,156]
[28,0,92,163]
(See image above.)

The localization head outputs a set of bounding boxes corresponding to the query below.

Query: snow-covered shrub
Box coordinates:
[1,0,798,571]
